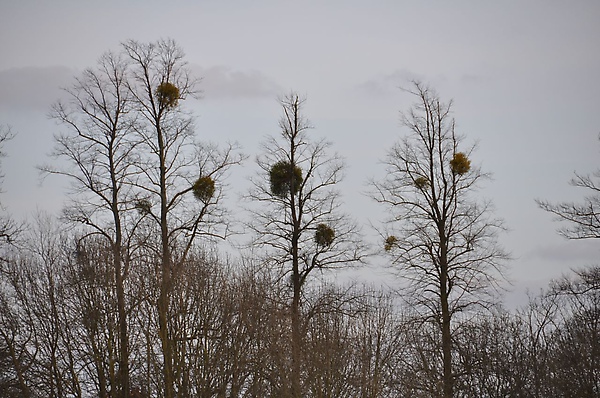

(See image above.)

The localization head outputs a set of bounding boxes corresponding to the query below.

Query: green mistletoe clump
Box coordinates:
[269,161,303,198]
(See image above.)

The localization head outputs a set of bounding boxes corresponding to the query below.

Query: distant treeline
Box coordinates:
[1,232,598,397]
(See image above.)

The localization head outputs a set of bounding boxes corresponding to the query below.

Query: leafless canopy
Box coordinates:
[372,81,509,398]
[373,82,508,315]
[537,140,600,240]
[247,93,365,284]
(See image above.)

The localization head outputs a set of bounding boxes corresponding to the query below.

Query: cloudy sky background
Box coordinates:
[1,0,599,306]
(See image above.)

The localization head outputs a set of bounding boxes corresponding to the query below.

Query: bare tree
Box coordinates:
[0,126,28,397]
[42,51,137,398]
[453,310,535,397]
[302,286,403,398]
[4,215,86,398]
[246,93,365,397]
[122,38,243,398]
[372,82,508,398]
[0,265,35,398]
[0,125,18,246]
[537,135,600,240]
[535,133,600,395]
[546,267,600,396]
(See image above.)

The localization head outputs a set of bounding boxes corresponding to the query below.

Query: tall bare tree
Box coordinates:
[123,38,242,398]
[43,50,138,398]
[247,93,365,397]
[372,82,508,398]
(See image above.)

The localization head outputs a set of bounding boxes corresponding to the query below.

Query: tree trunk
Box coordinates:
[290,236,302,398]
[115,250,129,398]
[440,241,453,398]
[157,122,175,398]
[110,142,129,398]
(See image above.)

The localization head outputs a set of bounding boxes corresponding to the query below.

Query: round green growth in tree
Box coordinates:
[450,152,471,175]
[192,176,215,202]
[414,176,429,189]
[156,82,179,108]
[135,199,152,215]
[269,161,303,198]
[384,235,397,252]
[315,223,335,247]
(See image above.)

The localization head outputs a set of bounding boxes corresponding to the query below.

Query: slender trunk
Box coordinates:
[113,197,129,398]
[114,246,129,398]
[440,278,452,398]
[291,265,302,398]
[290,199,302,397]
[158,280,173,398]
[439,240,453,398]
[289,108,302,398]
[157,123,175,398]
[109,133,129,398]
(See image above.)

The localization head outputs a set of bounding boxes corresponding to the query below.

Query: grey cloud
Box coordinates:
[189,65,282,100]
[0,66,76,111]
[356,69,426,98]
[0,64,281,111]
[358,70,492,98]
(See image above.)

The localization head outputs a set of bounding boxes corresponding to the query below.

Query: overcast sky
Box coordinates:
[1,0,599,307]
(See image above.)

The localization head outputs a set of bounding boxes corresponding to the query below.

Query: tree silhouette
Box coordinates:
[372,81,508,398]
[246,93,365,397]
